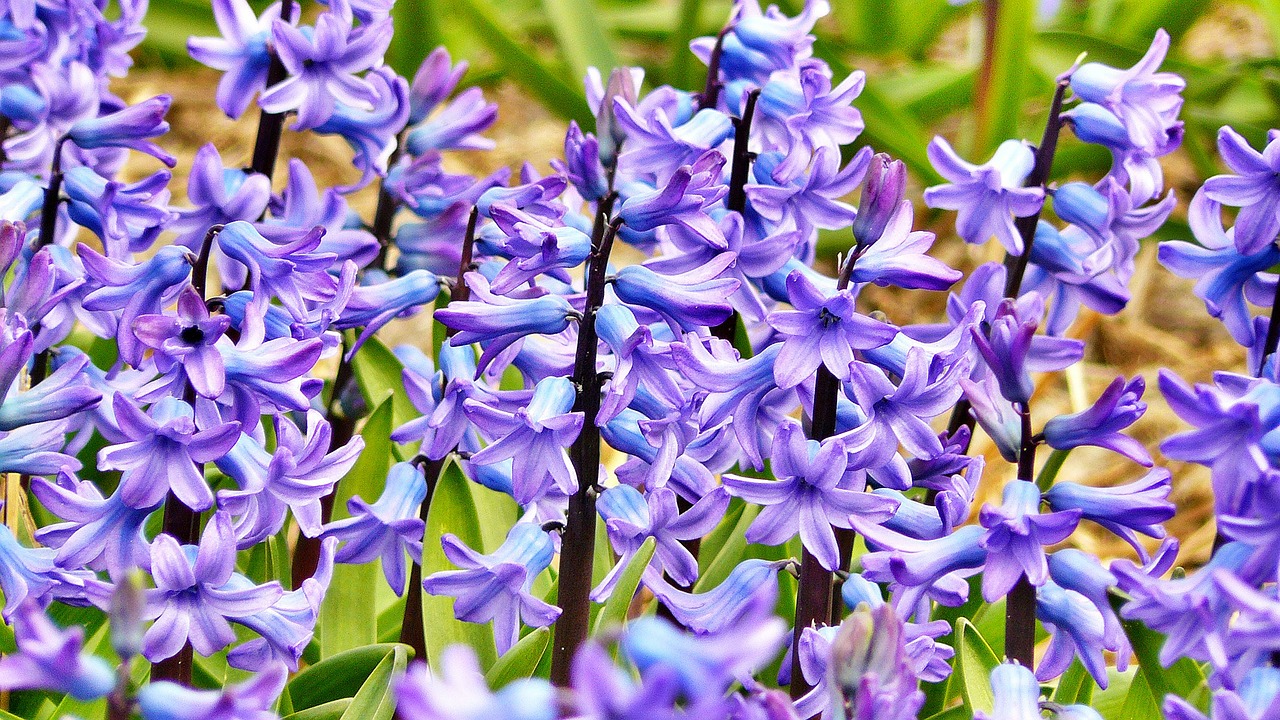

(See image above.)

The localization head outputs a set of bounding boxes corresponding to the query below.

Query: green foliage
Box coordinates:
[592,537,657,635]
[1109,589,1210,712]
[287,644,409,715]
[486,627,552,687]
[319,398,395,659]
[950,618,1000,715]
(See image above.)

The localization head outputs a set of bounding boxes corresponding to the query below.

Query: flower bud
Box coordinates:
[596,67,640,169]
[109,569,147,661]
[853,153,906,248]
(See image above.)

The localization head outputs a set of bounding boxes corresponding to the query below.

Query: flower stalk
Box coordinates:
[1004,402,1038,668]
[550,195,621,687]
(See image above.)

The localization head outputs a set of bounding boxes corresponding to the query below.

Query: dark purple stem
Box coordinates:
[249,0,298,182]
[1005,403,1038,667]
[712,88,761,342]
[697,26,731,111]
[550,195,620,687]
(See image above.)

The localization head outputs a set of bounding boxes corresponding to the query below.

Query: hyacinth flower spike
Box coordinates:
[320,461,427,596]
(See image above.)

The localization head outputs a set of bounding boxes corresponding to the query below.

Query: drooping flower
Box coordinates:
[0,600,115,701]
[923,138,1044,254]
[978,480,1080,601]
[321,462,427,596]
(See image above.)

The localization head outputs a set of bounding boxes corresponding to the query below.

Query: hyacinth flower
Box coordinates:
[97,395,240,511]
[0,419,82,476]
[0,350,99,431]
[32,470,153,576]
[1042,374,1151,464]
[186,0,282,118]
[556,121,609,202]
[321,462,427,596]
[214,220,337,329]
[404,84,497,156]
[689,0,827,85]
[1160,191,1280,347]
[825,603,924,720]
[142,513,283,661]
[216,334,325,427]
[837,574,955,683]
[1069,29,1185,158]
[723,419,898,571]
[621,611,788,703]
[649,558,787,634]
[422,522,560,654]
[137,664,288,720]
[923,138,1044,254]
[615,150,728,246]
[612,104,733,184]
[225,538,336,671]
[978,480,1080,601]
[79,244,192,364]
[407,46,469,125]
[132,286,232,400]
[391,344,483,460]
[436,272,578,372]
[610,253,740,335]
[313,65,410,192]
[0,600,114,701]
[170,143,271,250]
[335,270,442,355]
[463,376,583,504]
[258,0,392,130]
[748,145,866,238]
[217,410,364,547]
[593,484,729,600]
[258,159,379,266]
[396,646,555,720]
[1045,469,1174,555]
[64,94,176,166]
[62,166,174,255]
[849,199,963,291]
[486,205,591,293]
[766,270,897,388]
[595,303,683,424]
[570,640,695,720]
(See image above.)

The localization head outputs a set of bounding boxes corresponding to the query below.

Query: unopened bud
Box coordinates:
[852,154,906,248]
[596,67,640,169]
[110,570,147,661]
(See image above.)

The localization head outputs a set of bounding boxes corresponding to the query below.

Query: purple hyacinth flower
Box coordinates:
[404,85,497,156]
[258,0,393,130]
[396,647,556,720]
[766,269,896,388]
[0,524,61,619]
[137,663,287,720]
[407,46,468,125]
[0,600,114,701]
[595,303,683,424]
[335,270,442,356]
[487,204,592,294]
[187,0,282,118]
[852,152,907,248]
[216,334,325,427]
[616,150,728,246]
[171,144,271,251]
[649,558,787,635]
[756,67,866,179]
[821,604,925,720]
[1045,469,1174,556]
[670,337,784,469]
[436,272,578,372]
[214,220,337,332]
[0,418,82,476]
[258,159,379,268]
[1069,29,1185,157]
[1042,374,1151,464]
[971,297,1041,405]
[314,65,410,192]
[850,196,962,292]
[66,95,176,167]
[463,376,583,504]
[98,395,240,511]
[748,145,867,239]
[923,138,1044,254]
[1160,190,1280,347]
[62,167,174,256]
[321,462,426,596]
[689,0,828,84]
[979,480,1080,601]
[569,640,700,720]
[32,470,154,576]
[217,410,364,547]
[226,538,336,671]
[0,350,99,431]
[421,522,560,654]
[142,512,283,661]
[1035,580,1111,686]
[594,484,729,600]
[723,419,898,571]
[555,121,609,202]
[1200,127,1280,255]
[80,244,192,365]
[391,344,482,460]
[621,612,788,703]
[611,252,740,335]
[133,286,232,400]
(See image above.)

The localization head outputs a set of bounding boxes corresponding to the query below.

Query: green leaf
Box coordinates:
[351,337,418,435]
[388,0,442,79]
[921,706,972,720]
[288,644,405,712]
[1113,0,1211,44]
[1109,589,1208,710]
[282,699,353,720]
[1118,669,1163,720]
[1054,659,1095,706]
[541,0,618,81]
[593,537,657,634]
[951,618,1000,715]
[668,0,705,87]
[486,627,552,688]
[339,644,410,720]
[320,398,395,659]
[422,459,499,669]
[455,0,592,123]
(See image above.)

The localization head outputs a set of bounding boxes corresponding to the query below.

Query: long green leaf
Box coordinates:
[282,699,353,720]
[951,618,1000,715]
[1118,670,1163,720]
[339,644,409,720]
[541,0,618,81]
[486,627,552,688]
[668,0,705,88]
[422,459,499,669]
[593,537,657,634]
[351,337,418,436]
[1054,659,1095,706]
[388,0,443,79]
[1114,0,1211,44]
[320,398,395,659]
[455,0,592,123]
[288,644,403,712]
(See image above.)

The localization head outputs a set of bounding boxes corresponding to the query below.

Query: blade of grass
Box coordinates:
[541,0,618,81]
